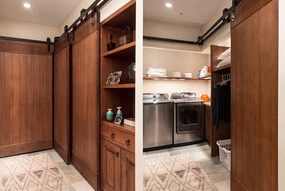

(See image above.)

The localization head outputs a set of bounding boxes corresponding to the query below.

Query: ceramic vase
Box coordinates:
[116,107,123,117]
[106,108,114,121]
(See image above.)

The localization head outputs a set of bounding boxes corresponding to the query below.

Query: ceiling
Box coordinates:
[144,0,225,27]
[0,0,225,28]
[0,0,83,27]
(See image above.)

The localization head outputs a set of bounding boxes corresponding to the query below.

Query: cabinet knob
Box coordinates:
[126,139,130,145]
[111,133,114,138]
[115,152,119,157]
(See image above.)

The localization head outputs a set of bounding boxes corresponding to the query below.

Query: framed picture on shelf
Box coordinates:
[106,71,122,85]
[114,116,123,125]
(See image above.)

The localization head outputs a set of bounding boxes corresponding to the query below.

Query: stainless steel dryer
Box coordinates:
[171,92,204,146]
[143,93,173,151]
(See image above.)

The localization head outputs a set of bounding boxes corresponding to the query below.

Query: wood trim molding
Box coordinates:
[0,140,52,157]
[0,39,52,55]
[72,152,100,190]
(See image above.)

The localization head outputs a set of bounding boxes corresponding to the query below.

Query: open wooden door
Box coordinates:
[231,0,278,190]
[71,12,100,190]
[53,34,71,164]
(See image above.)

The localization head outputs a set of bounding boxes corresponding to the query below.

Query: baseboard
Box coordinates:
[54,139,70,164]
[231,174,249,191]
[72,151,100,190]
[0,139,52,157]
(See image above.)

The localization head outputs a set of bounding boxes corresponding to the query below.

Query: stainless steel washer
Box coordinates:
[143,93,173,151]
[171,92,204,146]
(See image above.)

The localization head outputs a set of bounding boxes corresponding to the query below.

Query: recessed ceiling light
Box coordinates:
[24,3,31,8]
[165,3,172,8]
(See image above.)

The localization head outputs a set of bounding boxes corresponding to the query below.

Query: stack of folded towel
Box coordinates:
[146,67,167,77]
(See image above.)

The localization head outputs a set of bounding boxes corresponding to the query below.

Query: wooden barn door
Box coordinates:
[53,35,71,164]
[71,13,101,190]
[0,39,53,157]
[231,0,278,190]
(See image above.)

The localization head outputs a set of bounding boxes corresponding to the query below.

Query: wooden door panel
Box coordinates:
[231,1,278,191]
[71,13,100,189]
[121,149,135,191]
[101,140,121,191]
[54,38,71,164]
[0,40,53,157]
[231,0,272,29]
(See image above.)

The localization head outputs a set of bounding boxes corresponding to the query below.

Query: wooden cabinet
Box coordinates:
[209,45,231,157]
[231,0,278,190]
[121,149,135,191]
[101,122,135,191]
[100,1,136,190]
[204,105,212,143]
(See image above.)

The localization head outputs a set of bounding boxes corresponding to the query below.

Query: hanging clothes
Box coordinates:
[212,82,231,129]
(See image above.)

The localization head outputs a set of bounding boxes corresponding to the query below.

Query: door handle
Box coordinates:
[115,152,119,157]
[111,133,114,138]
[126,139,130,145]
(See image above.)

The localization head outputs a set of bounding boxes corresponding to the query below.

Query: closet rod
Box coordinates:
[0,36,49,44]
[143,36,197,45]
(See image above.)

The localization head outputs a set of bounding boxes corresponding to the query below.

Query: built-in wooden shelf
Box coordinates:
[143,76,210,81]
[101,121,135,135]
[212,64,231,72]
[103,41,135,57]
[102,83,135,89]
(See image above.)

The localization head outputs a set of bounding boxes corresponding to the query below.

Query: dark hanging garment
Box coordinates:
[212,83,231,129]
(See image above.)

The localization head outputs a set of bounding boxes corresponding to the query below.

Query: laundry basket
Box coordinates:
[216,139,231,171]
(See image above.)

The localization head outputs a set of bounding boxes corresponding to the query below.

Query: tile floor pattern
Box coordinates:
[143,142,230,191]
[0,149,95,191]
[0,142,229,191]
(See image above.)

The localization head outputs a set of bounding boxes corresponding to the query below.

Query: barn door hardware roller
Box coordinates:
[143,0,242,46]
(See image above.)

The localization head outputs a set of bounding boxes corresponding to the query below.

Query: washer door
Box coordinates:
[176,102,203,133]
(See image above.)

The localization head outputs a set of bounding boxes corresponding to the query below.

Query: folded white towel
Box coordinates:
[147,67,167,73]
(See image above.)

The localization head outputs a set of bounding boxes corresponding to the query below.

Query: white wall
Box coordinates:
[0,0,131,41]
[0,18,60,41]
[201,0,231,51]
[143,47,210,97]
[144,19,202,52]
[59,0,131,33]
[279,0,285,190]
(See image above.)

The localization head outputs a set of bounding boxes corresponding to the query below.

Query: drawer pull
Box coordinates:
[126,139,130,145]
[115,152,119,157]
[111,133,114,138]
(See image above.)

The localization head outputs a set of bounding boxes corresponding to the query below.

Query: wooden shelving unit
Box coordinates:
[100,1,136,191]
[143,76,210,80]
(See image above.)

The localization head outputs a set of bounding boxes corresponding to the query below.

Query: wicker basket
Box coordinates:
[119,26,133,46]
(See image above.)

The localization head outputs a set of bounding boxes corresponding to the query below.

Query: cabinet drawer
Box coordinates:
[101,124,135,151]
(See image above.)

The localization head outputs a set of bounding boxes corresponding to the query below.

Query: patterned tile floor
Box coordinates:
[0,149,94,191]
[143,142,231,191]
[0,142,230,191]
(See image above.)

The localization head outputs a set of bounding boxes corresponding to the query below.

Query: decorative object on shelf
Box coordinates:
[114,115,123,125]
[116,107,123,117]
[119,26,133,46]
[106,108,114,122]
[107,34,116,51]
[124,118,135,127]
[106,71,122,85]
[124,61,135,82]
[201,94,209,102]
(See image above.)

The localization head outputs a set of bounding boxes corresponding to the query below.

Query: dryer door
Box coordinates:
[176,102,203,133]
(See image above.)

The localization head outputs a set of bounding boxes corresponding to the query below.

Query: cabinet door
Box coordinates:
[101,140,121,191]
[121,150,135,191]
[204,106,211,143]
